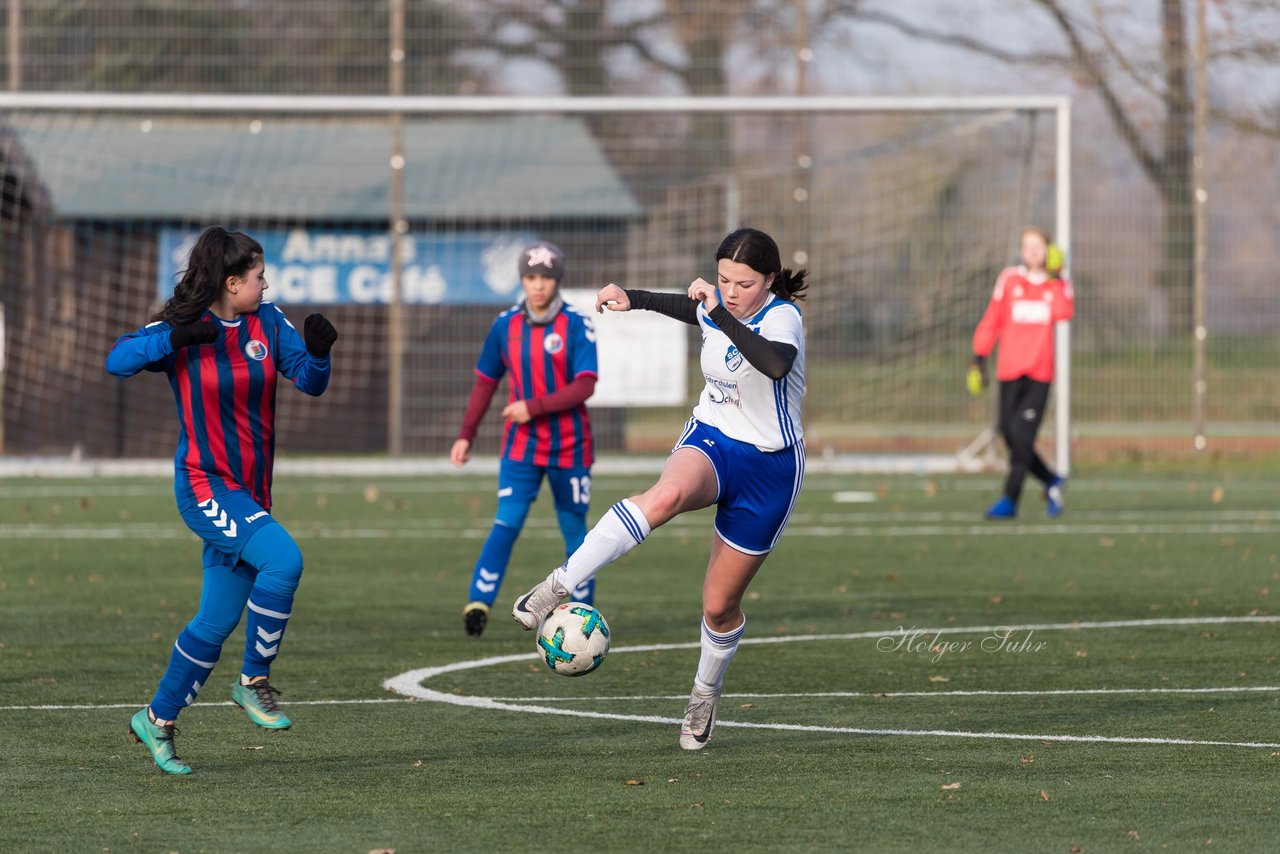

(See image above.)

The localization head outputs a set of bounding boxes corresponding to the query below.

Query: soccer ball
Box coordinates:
[536,602,610,677]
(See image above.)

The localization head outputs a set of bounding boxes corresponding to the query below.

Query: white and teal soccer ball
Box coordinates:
[537,603,611,676]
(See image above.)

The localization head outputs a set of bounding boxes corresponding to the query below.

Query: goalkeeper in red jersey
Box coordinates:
[970,227,1074,520]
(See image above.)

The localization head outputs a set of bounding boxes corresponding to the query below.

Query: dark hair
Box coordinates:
[715,227,808,302]
[152,226,263,325]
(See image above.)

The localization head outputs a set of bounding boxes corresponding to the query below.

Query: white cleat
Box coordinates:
[679,685,721,750]
[511,570,568,630]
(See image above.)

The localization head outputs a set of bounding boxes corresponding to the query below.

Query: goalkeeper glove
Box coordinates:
[966,356,988,396]
[303,313,338,358]
[169,321,220,350]
[1046,243,1065,276]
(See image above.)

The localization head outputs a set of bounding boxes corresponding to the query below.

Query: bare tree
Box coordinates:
[849,0,1280,333]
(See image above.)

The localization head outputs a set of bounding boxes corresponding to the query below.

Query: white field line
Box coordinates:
[7,520,1280,539]
[5,685,1277,713]
[4,477,1279,500]
[6,617,1277,748]
[490,686,1280,702]
[381,615,1280,751]
[0,698,409,711]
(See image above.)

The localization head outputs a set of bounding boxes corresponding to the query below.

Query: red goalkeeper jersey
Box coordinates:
[972,266,1074,383]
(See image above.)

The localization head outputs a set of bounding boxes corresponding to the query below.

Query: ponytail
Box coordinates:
[772,267,809,302]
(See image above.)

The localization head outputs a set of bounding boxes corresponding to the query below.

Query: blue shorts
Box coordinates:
[497,458,591,522]
[673,418,805,555]
[178,489,279,570]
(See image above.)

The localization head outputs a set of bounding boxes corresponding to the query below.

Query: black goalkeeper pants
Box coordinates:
[997,376,1057,502]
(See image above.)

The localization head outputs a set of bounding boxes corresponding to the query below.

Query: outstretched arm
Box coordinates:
[595,283,700,326]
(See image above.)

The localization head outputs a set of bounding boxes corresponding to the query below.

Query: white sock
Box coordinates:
[554,499,651,592]
[694,616,746,693]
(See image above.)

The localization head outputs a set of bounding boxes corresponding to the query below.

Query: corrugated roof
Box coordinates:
[3,114,641,220]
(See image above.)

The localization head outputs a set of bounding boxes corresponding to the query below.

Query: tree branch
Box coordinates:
[1031,0,1164,183]
[852,8,1071,66]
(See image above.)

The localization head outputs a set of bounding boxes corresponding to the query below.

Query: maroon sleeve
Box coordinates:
[458,374,500,442]
[525,375,597,419]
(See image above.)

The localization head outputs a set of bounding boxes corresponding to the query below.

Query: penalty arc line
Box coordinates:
[382,615,1280,751]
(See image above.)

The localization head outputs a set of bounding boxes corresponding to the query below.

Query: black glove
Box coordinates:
[169,321,220,350]
[304,313,338,358]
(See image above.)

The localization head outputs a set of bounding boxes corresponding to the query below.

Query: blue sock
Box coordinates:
[469,522,520,606]
[242,587,292,680]
[150,627,221,721]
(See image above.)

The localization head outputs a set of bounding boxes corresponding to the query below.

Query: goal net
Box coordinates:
[0,94,1069,472]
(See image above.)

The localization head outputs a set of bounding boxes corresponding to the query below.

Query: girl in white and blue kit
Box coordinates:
[513,227,806,750]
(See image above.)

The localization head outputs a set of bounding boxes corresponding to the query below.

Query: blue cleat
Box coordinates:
[1045,477,1066,518]
[985,496,1017,520]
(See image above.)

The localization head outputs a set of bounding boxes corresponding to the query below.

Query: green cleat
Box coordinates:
[128,708,193,775]
[232,678,292,730]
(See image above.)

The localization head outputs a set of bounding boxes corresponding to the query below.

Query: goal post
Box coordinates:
[0,92,1070,473]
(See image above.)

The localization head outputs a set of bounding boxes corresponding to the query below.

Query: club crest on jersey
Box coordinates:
[244,339,269,361]
[543,332,564,355]
[724,344,743,372]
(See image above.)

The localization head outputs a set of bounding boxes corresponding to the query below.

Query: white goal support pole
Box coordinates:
[1055,99,1072,477]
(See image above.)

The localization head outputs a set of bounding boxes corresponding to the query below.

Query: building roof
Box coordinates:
[3,114,641,220]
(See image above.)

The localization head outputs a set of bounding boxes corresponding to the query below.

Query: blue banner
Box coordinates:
[158,228,538,305]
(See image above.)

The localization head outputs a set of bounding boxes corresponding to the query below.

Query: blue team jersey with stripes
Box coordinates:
[106,302,330,509]
[691,293,805,452]
[475,303,598,468]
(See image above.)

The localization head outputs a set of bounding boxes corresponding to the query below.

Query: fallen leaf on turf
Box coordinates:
[941,782,961,790]
[1211,486,1224,503]
[363,485,380,502]
[666,778,679,784]
[1020,755,1034,764]
[1039,790,1051,801]
[1071,847,1082,853]
[929,675,950,683]
[1128,830,1141,841]
[368,849,395,854]
[412,760,424,768]
[987,594,1005,604]
[625,779,644,786]
[739,703,756,709]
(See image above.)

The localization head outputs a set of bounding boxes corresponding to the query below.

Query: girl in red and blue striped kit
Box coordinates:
[450,241,598,637]
[107,226,337,774]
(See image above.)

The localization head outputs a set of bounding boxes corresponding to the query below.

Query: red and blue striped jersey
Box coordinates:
[476,303,598,468]
[106,302,330,510]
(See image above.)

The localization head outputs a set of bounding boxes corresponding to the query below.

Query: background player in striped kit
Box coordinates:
[513,228,806,750]
[106,226,337,774]
[970,227,1075,520]
[451,241,598,637]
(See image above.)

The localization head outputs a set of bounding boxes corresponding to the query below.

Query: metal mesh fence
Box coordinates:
[0,93,1277,464]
